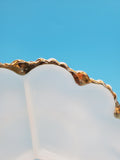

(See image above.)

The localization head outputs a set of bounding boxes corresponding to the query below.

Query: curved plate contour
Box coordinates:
[0,62,120,160]
[0,58,120,118]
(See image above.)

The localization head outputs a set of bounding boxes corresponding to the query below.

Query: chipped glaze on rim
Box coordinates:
[0,58,120,119]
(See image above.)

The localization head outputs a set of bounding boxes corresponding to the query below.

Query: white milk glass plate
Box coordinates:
[0,58,120,160]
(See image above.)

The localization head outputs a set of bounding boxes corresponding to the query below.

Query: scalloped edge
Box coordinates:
[0,58,120,119]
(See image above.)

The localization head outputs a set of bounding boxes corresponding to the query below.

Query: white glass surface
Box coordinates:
[0,64,120,160]
[0,69,33,160]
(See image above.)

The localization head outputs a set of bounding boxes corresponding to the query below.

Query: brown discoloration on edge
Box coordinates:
[76,71,91,85]
[0,58,120,119]
[114,102,120,119]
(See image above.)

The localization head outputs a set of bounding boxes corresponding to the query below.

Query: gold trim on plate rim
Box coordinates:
[0,58,120,119]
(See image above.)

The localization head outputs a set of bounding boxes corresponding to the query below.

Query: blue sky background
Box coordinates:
[0,0,120,101]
